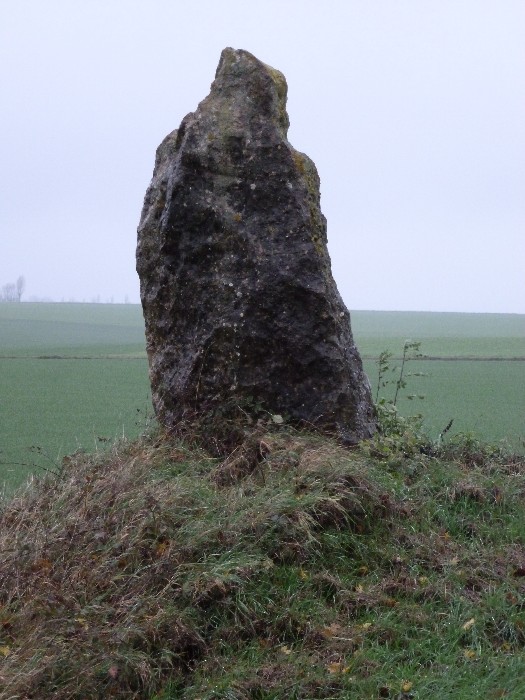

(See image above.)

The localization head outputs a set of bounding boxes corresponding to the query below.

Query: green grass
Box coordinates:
[1,303,523,494]
[352,310,525,359]
[351,309,525,342]
[1,424,524,698]
[0,302,146,357]
[363,359,524,451]
[0,303,151,494]
[0,358,152,493]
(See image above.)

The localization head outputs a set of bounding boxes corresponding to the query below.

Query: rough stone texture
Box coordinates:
[137,48,377,443]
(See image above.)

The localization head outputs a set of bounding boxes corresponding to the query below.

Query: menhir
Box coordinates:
[137,48,377,443]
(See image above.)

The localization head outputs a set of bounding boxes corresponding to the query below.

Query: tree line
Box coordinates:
[1,275,25,302]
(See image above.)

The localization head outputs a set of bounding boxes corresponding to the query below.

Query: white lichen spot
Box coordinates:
[340,312,345,317]
[250,183,256,190]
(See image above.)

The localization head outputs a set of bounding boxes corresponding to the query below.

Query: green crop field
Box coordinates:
[352,311,525,447]
[1,303,524,495]
[0,303,151,494]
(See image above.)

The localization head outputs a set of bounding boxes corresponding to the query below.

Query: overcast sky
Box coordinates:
[1,1,523,312]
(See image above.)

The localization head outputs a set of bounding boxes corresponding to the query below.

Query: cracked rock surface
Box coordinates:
[137,47,376,442]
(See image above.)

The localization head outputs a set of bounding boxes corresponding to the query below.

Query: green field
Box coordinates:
[0,303,151,493]
[1,303,523,494]
[352,310,525,447]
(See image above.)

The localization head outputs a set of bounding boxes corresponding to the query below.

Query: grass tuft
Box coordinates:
[1,424,524,699]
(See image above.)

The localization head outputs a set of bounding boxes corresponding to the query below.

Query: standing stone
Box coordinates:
[137,48,376,443]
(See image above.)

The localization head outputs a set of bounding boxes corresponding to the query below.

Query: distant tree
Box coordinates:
[1,283,17,302]
[16,275,25,302]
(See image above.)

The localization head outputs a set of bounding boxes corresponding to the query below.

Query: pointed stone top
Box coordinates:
[209,47,290,137]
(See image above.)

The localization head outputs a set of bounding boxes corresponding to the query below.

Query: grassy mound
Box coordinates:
[1,423,524,699]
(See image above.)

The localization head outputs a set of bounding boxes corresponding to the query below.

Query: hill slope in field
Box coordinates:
[1,304,523,359]
[0,302,147,358]
[1,422,524,699]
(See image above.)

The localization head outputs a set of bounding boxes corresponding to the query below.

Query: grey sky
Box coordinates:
[1,0,523,312]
